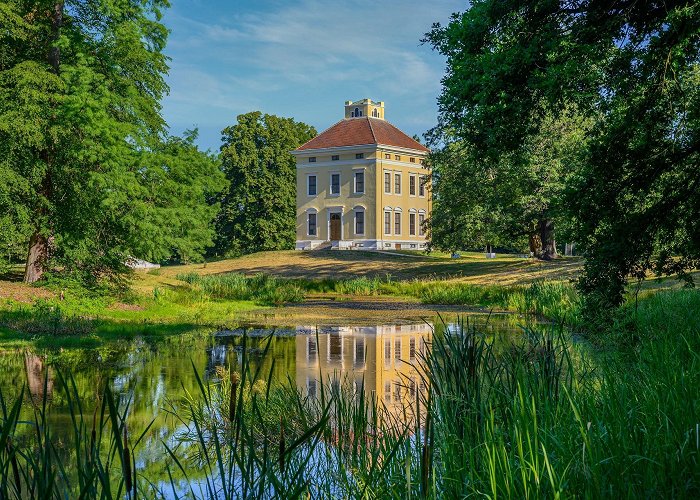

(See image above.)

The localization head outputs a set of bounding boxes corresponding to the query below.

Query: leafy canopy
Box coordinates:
[0,0,224,281]
[216,112,316,256]
[425,0,700,316]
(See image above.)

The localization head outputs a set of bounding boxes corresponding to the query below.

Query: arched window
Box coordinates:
[354,107,359,117]
[418,209,426,236]
[372,108,378,117]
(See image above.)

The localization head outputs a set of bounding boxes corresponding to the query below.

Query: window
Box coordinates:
[372,108,379,117]
[419,213,425,236]
[356,153,364,159]
[354,338,365,367]
[332,155,339,161]
[330,173,340,195]
[384,211,391,235]
[328,334,342,361]
[394,212,401,235]
[420,158,425,165]
[395,155,400,161]
[384,381,391,402]
[410,157,415,163]
[395,338,402,360]
[309,157,316,163]
[394,173,401,194]
[355,210,365,235]
[409,175,416,196]
[307,378,317,397]
[307,175,317,196]
[308,213,317,236]
[384,339,392,364]
[393,381,401,402]
[385,153,391,159]
[307,337,317,362]
[354,171,364,193]
[419,176,426,197]
[409,337,416,361]
[409,213,416,236]
[384,172,391,193]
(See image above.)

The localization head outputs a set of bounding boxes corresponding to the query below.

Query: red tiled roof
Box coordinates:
[295,117,429,152]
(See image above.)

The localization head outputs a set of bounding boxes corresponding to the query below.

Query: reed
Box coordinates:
[175,272,305,306]
[1,290,698,497]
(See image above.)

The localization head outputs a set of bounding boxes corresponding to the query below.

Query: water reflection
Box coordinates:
[0,315,523,486]
[295,324,432,414]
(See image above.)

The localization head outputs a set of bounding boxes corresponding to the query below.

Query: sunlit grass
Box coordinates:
[1,289,698,497]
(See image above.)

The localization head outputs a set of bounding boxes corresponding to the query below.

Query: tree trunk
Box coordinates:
[48,2,63,73]
[538,219,557,260]
[24,232,49,283]
[529,233,542,258]
[24,2,63,283]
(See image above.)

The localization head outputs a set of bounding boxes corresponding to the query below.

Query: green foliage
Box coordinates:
[215,112,316,256]
[0,300,95,336]
[425,0,700,320]
[0,1,224,283]
[2,291,698,497]
[429,109,591,257]
[176,272,305,306]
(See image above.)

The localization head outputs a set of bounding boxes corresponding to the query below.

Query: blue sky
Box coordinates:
[160,0,463,152]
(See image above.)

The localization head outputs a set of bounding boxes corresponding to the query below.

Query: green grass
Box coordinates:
[175,272,305,306]
[1,289,698,497]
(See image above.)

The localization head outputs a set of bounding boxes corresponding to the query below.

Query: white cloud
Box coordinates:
[161,0,463,149]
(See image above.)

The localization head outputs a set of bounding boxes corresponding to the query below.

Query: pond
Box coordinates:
[0,313,530,495]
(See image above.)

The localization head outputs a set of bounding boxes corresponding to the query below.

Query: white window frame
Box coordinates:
[418,211,426,236]
[409,211,416,236]
[384,171,391,194]
[353,337,365,367]
[354,207,365,236]
[306,337,318,363]
[327,333,343,362]
[419,175,426,197]
[329,172,341,196]
[353,170,365,194]
[394,173,401,195]
[409,174,417,196]
[384,210,392,235]
[307,209,318,236]
[394,209,402,235]
[307,174,317,196]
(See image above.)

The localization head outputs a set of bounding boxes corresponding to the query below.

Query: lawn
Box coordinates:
[154,250,583,284]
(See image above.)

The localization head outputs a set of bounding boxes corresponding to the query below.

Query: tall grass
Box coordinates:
[176,272,305,306]
[1,290,698,497]
[299,276,582,325]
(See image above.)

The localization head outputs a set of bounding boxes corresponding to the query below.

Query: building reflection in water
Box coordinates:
[295,324,432,418]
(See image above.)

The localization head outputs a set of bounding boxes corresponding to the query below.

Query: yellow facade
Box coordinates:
[294,324,431,416]
[293,100,431,250]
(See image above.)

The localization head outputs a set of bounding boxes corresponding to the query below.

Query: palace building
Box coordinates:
[292,98,431,250]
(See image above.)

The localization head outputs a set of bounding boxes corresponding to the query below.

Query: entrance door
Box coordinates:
[330,213,341,241]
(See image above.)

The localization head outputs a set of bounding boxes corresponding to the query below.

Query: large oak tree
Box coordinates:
[0,1,224,283]
[425,0,700,318]
[215,112,316,256]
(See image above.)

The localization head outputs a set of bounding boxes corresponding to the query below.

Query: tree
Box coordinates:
[425,0,700,317]
[216,112,316,255]
[428,109,590,259]
[0,1,222,283]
